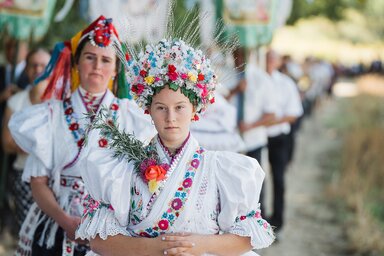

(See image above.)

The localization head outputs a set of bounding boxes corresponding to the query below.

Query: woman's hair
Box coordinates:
[26,48,51,66]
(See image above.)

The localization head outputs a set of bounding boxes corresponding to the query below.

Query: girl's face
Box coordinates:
[77,42,117,94]
[149,86,195,149]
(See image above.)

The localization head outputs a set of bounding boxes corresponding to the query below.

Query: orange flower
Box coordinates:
[144,165,167,181]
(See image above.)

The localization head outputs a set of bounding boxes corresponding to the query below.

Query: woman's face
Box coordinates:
[27,50,51,84]
[149,86,195,149]
[77,42,117,94]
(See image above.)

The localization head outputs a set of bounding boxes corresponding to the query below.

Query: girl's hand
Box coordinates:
[160,233,197,256]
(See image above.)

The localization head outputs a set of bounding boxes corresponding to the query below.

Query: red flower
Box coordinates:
[65,107,73,115]
[158,219,169,230]
[240,216,246,221]
[193,114,199,121]
[69,123,79,131]
[198,73,205,81]
[144,109,149,114]
[132,84,145,94]
[98,138,108,148]
[111,103,119,110]
[168,64,176,73]
[210,97,215,104]
[168,64,178,81]
[77,138,84,147]
[144,165,167,182]
[125,53,131,62]
[168,72,178,81]
[140,70,147,77]
[139,232,151,238]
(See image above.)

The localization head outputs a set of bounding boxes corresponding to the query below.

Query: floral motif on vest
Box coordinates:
[135,147,205,238]
[63,97,120,149]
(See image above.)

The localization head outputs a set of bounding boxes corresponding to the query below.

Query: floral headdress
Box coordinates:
[128,39,217,119]
[35,15,130,100]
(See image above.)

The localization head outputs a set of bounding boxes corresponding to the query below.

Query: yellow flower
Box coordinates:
[188,72,197,82]
[148,179,159,193]
[144,76,155,85]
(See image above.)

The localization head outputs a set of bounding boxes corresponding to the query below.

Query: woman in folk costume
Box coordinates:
[77,39,275,255]
[8,16,155,256]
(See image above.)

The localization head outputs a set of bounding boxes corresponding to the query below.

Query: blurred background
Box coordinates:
[0,0,383,255]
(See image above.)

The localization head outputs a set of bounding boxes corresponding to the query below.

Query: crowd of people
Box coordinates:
[0,14,340,256]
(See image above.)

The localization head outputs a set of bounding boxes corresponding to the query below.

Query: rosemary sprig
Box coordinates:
[85,106,159,171]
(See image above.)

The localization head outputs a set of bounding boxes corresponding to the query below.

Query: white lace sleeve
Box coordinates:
[215,152,275,249]
[76,141,134,240]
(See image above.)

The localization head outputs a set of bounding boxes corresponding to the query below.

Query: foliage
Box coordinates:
[326,78,384,254]
[86,107,159,171]
[32,0,87,50]
[287,0,366,24]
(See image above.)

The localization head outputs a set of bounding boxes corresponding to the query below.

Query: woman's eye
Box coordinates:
[176,105,185,110]
[103,58,112,63]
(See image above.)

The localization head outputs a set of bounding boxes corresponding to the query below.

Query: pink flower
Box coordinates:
[171,198,183,210]
[182,178,192,188]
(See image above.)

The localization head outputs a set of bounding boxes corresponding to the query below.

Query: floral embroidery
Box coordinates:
[63,97,120,150]
[235,210,273,232]
[134,147,204,237]
[82,194,114,218]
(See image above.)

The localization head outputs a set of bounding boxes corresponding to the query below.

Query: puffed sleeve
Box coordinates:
[214,152,275,249]
[8,102,53,178]
[76,139,133,240]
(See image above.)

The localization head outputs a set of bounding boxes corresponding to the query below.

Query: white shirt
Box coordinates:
[190,93,245,152]
[267,71,303,137]
[242,63,277,150]
[7,86,32,170]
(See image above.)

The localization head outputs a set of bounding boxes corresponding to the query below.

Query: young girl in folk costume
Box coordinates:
[77,39,275,255]
[9,16,155,256]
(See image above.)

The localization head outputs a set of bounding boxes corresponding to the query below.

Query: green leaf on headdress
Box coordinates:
[169,82,179,91]
[154,86,163,95]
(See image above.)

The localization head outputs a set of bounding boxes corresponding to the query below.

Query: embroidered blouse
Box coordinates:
[77,134,274,255]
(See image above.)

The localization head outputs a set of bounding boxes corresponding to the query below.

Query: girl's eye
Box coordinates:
[176,105,185,110]
[103,58,112,63]
[156,106,166,111]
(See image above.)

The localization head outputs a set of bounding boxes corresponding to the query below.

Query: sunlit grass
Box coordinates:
[325,77,384,254]
[271,16,384,65]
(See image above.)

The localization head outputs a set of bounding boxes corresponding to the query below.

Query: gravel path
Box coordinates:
[257,97,349,256]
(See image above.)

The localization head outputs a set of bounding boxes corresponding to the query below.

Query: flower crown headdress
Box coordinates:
[127,38,217,119]
[35,15,130,100]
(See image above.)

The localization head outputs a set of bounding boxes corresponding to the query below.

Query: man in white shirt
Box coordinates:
[266,49,303,233]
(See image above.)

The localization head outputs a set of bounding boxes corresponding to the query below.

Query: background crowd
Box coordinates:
[1,0,384,255]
